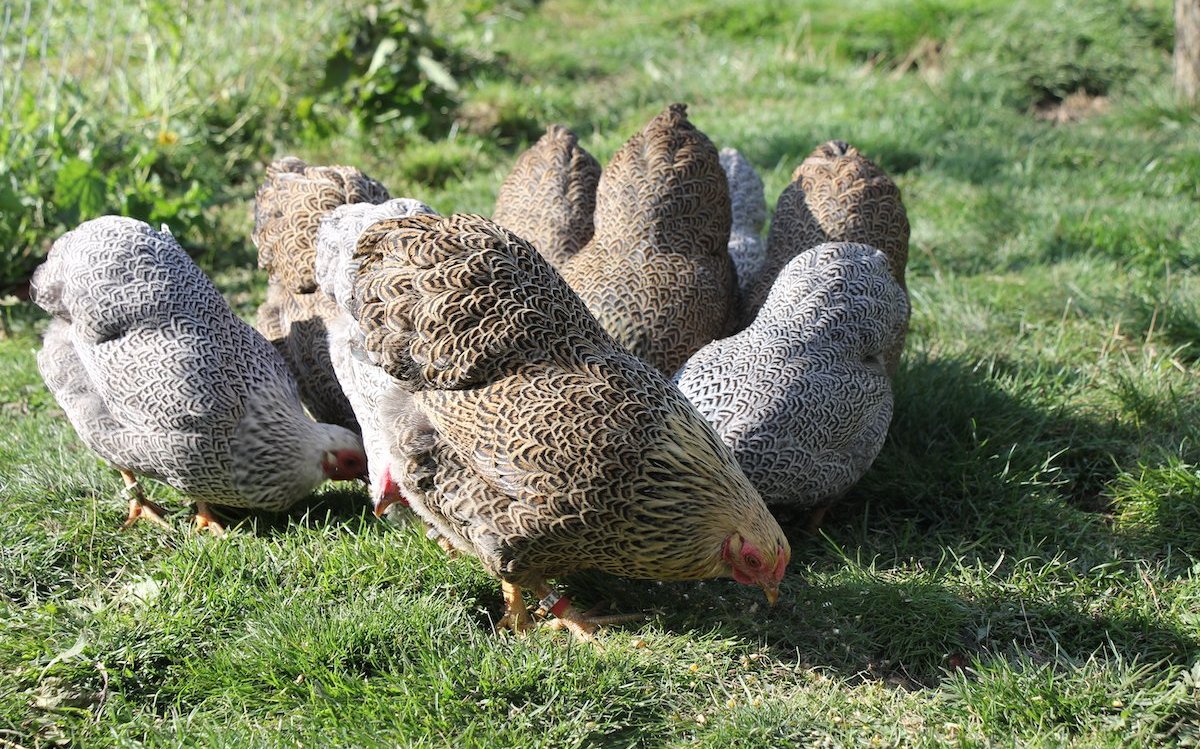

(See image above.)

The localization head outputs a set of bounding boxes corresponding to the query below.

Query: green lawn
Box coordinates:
[2,0,1199,746]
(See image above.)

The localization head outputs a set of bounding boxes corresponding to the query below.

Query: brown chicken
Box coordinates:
[492,124,600,270]
[560,104,735,375]
[742,140,910,372]
[252,156,391,430]
[353,213,789,640]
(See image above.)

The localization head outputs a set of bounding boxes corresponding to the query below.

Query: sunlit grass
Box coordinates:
[2,0,1199,746]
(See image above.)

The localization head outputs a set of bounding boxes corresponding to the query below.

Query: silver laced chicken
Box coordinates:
[313,198,438,512]
[676,242,909,528]
[32,216,367,533]
[719,147,767,318]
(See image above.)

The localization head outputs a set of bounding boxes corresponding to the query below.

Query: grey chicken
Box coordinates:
[719,147,767,317]
[313,198,439,509]
[675,243,909,525]
[492,124,600,270]
[252,156,391,430]
[32,216,367,532]
[353,213,789,640]
[560,104,735,375]
[743,140,910,372]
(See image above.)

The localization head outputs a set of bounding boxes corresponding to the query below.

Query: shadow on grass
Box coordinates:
[207,484,375,537]
[553,352,1197,686]
[558,567,1196,692]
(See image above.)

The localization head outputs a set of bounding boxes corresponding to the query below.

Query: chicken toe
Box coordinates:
[534,586,644,643]
[192,501,227,536]
[118,470,173,531]
[497,581,535,634]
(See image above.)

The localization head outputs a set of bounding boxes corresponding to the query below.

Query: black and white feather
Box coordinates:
[32,216,365,510]
[314,198,438,500]
[719,147,767,314]
[674,242,908,510]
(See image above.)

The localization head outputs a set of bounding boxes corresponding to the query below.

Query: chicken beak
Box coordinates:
[373,494,404,518]
[761,583,780,606]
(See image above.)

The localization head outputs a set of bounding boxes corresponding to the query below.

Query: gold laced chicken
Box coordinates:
[561,104,736,375]
[491,124,600,271]
[354,213,789,640]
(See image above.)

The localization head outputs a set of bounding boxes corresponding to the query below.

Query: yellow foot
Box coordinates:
[118,470,173,531]
[435,535,459,559]
[534,586,645,643]
[496,581,535,635]
[192,501,227,536]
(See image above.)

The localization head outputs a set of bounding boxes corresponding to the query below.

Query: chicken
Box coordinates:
[492,124,600,270]
[352,213,789,640]
[255,282,355,429]
[252,156,392,430]
[743,140,910,371]
[560,104,735,375]
[32,216,367,532]
[719,147,767,318]
[675,242,909,525]
[312,198,439,509]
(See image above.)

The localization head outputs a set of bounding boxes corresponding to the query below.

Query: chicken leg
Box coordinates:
[496,581,535,634]
[119,469,173,531]
[533,584,645,642]
[192,501,226,536]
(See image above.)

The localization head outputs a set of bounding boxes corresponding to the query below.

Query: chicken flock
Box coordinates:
[32,103,909,639]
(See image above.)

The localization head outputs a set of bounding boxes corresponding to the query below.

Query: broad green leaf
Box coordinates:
[52,158,106,222]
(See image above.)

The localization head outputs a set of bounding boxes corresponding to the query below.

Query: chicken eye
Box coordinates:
[745,555,761,568]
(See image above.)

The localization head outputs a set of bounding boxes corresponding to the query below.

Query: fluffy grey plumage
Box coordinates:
[719,147,767,311]
[32,216,367,514]
[313,198,438,502]
[675,242,909,512]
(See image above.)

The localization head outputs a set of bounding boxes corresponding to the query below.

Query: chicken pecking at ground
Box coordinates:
[741,140,910,372]
[560,104,736,375]
[312,198,438,511]
[675,242,909,528]
[491,124,601,271]
[253,156,392,431]
[32,216,367,533]
[351,212,789,640]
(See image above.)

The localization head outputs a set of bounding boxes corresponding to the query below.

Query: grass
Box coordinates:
[3,0,1200,746]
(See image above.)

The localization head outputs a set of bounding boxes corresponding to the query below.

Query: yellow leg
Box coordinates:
[435,535,458,558]
[496,581,535,634]
[533,585,645,643]
[192,501,226,536]
[118,469,173,531]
